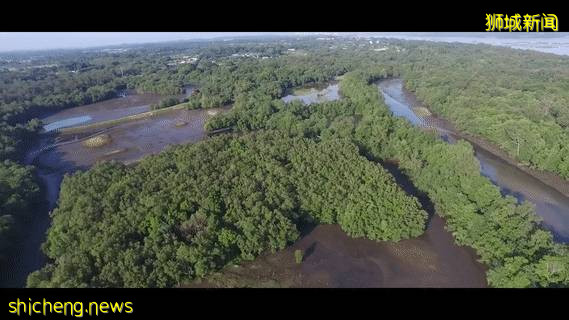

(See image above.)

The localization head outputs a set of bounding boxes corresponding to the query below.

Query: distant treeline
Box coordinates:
[398,42,569,179]
[0,40,352,266]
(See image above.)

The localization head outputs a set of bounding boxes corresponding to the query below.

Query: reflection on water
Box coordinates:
[475,145,569,242]
[50,106,231,168]
[378,78,569,242]
[41,86,196,132]
[43,115,92,132]
[282,82,340,105]
[380,83,423,126]
[190,216,487,288]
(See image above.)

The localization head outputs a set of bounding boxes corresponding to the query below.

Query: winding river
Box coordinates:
[378,78,569,243]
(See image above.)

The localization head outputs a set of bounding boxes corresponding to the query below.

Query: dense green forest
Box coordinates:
[398,41,569,179]
[1,36,569,287]
[0,38,332,264]
[27,131,426,287]
[0,160,39,263]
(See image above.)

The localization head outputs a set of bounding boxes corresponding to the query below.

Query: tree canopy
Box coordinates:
[27,131,426,287]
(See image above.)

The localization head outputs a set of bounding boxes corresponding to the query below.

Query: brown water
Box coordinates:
[5,79,493,288]
[378,78,569,243]
[189,154,489,287]
[190,216,487,288]
[188,96,490,288]
[297,217,487,287]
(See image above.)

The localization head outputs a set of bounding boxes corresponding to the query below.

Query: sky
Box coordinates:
[1,32,569,54]
[0,32,288,52]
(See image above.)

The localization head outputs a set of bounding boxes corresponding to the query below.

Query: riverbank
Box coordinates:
[378,78,569,242]
[454,131,569,199]
[397,80,569,200]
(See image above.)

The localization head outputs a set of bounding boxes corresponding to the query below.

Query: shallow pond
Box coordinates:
[41,86,195,132]
[281,82,340,105]
[44,106,231,169]
[43,115,93,132]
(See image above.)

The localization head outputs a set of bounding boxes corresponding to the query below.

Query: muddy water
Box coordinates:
[282,82,340,104]
[192,158,489,287]
[7,79,491,288]
[2,100,227,287]
[296,217,487,287]
[44,106,231,169]
[190,216,487,288]
[41,86,195,132]
[476,145,569,242]
[378,78,569,243]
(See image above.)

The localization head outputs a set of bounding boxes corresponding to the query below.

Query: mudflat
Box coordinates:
[189,215,488,288]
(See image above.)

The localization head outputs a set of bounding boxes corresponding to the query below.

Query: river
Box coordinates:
[378,78,569,243]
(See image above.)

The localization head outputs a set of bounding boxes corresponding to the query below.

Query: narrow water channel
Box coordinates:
[378,78,569,243]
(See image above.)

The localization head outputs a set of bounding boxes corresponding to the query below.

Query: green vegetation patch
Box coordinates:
[27,131,426,287]
[206,67,569,288]
[0,161,40,264]
[81,134,112,148]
